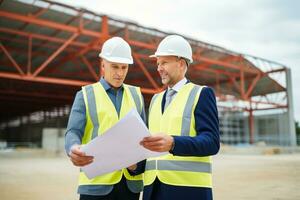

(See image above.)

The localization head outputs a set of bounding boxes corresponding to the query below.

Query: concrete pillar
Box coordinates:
[286,68,297,146]
[42,128,66,153]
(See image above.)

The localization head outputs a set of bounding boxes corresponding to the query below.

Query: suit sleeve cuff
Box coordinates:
[169,136,176,154]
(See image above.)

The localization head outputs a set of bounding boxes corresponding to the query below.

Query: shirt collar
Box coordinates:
[99,77,124,91]
[168,77,187,92]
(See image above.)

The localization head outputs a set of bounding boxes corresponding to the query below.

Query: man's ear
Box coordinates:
[100,60,105,76]
[179,59,186,70]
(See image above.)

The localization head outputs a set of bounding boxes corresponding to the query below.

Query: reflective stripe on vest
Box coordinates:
[128,86,142,115]
[84,85,100,139]
[145,83,212,188]
[181,85,200,136]
[79,82,143,193]
[145,160,211,173]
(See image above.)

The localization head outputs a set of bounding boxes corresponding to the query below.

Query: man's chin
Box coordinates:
[161,79,168,85]
[111,82,123,88]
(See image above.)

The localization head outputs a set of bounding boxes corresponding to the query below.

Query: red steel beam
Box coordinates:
[128,39,156,50]
[45,16,108,70]
[193,64,240,77]
[240,69,246,100]
[141,88,162,94]
[0,47,59,62]
[193,54,240,72]
[80,55,99,81]
[32,33,79,77]
[0,8,284,102]
[32,13,83,53]
[0,11,156,50]
[27,36,32,75]
[53,16,108,66]
[0,42,25,75]
[193,55,259,74]
[132,53,160,89]
[134,53,153,60]
[19,5,51,31]
[0,10,264,75]
[0,71,90,86]
[245,73,261,98]
[5,5,52,48]
[0,28,258,78]
[52,36,104,71]
[0,27,86,48]
[0,72,159,94]
[0,10,101,38]
[228,76,241,94]
[0,34,78,55]
[102,15,109,38]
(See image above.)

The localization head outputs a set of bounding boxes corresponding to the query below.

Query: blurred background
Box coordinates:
[0,0,299,199]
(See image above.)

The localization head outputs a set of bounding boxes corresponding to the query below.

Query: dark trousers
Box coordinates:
[143,178,213,200]
[80,176,140,200]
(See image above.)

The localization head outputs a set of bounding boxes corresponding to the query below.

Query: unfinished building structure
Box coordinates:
[0,0,296,148]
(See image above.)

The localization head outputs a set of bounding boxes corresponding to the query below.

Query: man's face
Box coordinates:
[156,56,185,87]
[102,59,129,88]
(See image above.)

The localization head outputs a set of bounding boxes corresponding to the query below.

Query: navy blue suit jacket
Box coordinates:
[143,84,220,200]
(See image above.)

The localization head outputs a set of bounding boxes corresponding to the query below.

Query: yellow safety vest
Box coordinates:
[79,82,144,192]
[144,83,212,188]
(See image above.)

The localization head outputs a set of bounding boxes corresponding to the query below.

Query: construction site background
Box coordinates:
[0,145,299,200]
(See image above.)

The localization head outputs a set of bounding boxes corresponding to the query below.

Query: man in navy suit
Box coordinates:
[140,35,220,200]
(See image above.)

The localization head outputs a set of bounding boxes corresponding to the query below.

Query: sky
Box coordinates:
[55,0,300,121]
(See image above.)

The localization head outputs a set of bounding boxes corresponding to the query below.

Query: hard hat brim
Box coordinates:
[149,52,178,58]
[99,54,133,64]
[149,54,157,58]
[149,53,193,63]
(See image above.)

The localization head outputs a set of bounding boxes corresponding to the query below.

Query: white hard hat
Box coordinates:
[150,35,193,63]
[99,37,133,64]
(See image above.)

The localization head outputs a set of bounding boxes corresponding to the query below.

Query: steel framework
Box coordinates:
[0,0,291,144]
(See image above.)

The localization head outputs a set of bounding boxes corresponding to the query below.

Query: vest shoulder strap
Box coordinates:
[81,83,100,140]
[149,91,163,113]
[125,85,142,115]
[181,84,205,136]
